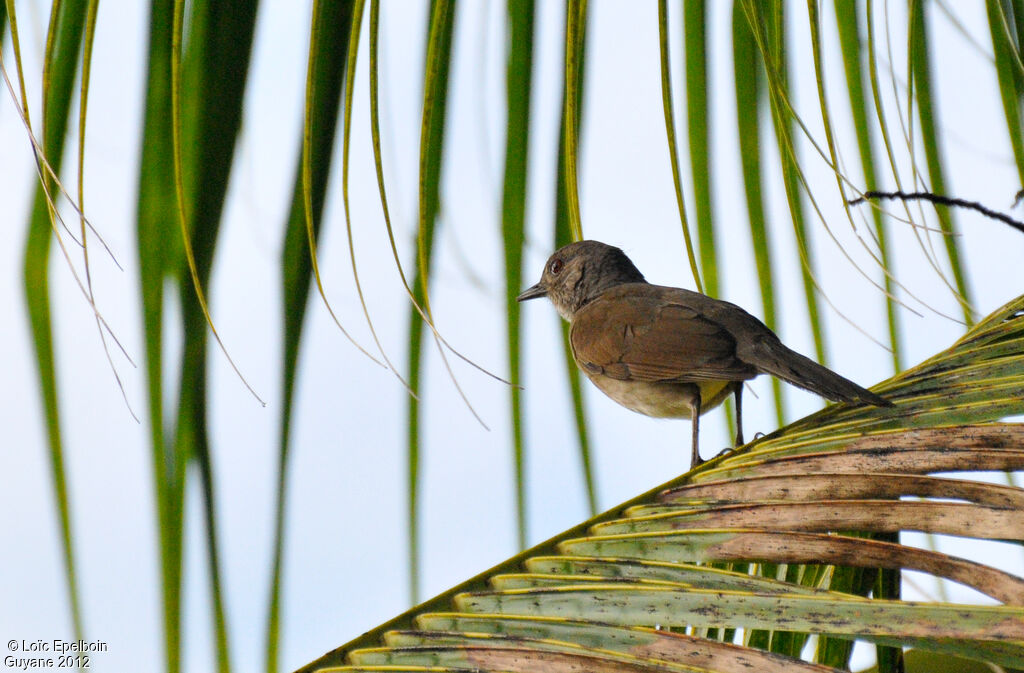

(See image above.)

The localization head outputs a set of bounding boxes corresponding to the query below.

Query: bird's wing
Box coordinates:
[570,285,758,383]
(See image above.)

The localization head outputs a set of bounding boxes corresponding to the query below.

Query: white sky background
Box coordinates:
[1,1,1023,672]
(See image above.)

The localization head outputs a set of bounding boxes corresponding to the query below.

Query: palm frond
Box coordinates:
[297,295,1024,671]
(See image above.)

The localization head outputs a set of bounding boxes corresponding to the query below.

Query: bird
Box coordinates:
[517,240,893,466]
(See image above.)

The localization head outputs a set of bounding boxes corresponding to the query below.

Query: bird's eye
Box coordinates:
[549,258,564,274]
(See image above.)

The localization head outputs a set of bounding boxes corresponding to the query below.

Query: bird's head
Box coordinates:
[517,240,645,320]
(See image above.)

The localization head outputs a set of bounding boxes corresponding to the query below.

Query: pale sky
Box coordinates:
[1,2,1022,672]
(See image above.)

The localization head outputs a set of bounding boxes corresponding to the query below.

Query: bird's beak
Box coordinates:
[516,282,548,302]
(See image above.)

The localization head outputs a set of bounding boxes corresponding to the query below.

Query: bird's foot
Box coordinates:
[714,446,735,459]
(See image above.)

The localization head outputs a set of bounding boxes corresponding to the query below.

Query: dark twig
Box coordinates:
[849,190,1024,235]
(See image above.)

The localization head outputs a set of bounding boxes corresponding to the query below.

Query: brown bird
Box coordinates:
[517,240,892,466]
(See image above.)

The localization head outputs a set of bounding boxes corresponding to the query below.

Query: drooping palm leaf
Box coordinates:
[683,0,715,299]
[268,2,357,670]
[731,0,785,427]
[171,2,261,670]
[137,0,261,670]
[17,0,88,648]
[552,1,597,516]
[406,0,458,594]
[561,0,585,243]
[501,0,535,555]
[834,0,902,375]
[657,0,702,294]
[295,294,1024,672]
[136,2,185,669]
[908,0,973,325]
[745,0,828,366]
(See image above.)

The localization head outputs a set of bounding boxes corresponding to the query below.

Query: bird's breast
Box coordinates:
[583,373,733,419]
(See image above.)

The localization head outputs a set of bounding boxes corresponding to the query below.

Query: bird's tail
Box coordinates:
[753,339,893,407]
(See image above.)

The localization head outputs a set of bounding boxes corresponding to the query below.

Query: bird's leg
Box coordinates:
[733,381,744,447]
[711,382,745,462]
[689,392,702,466]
